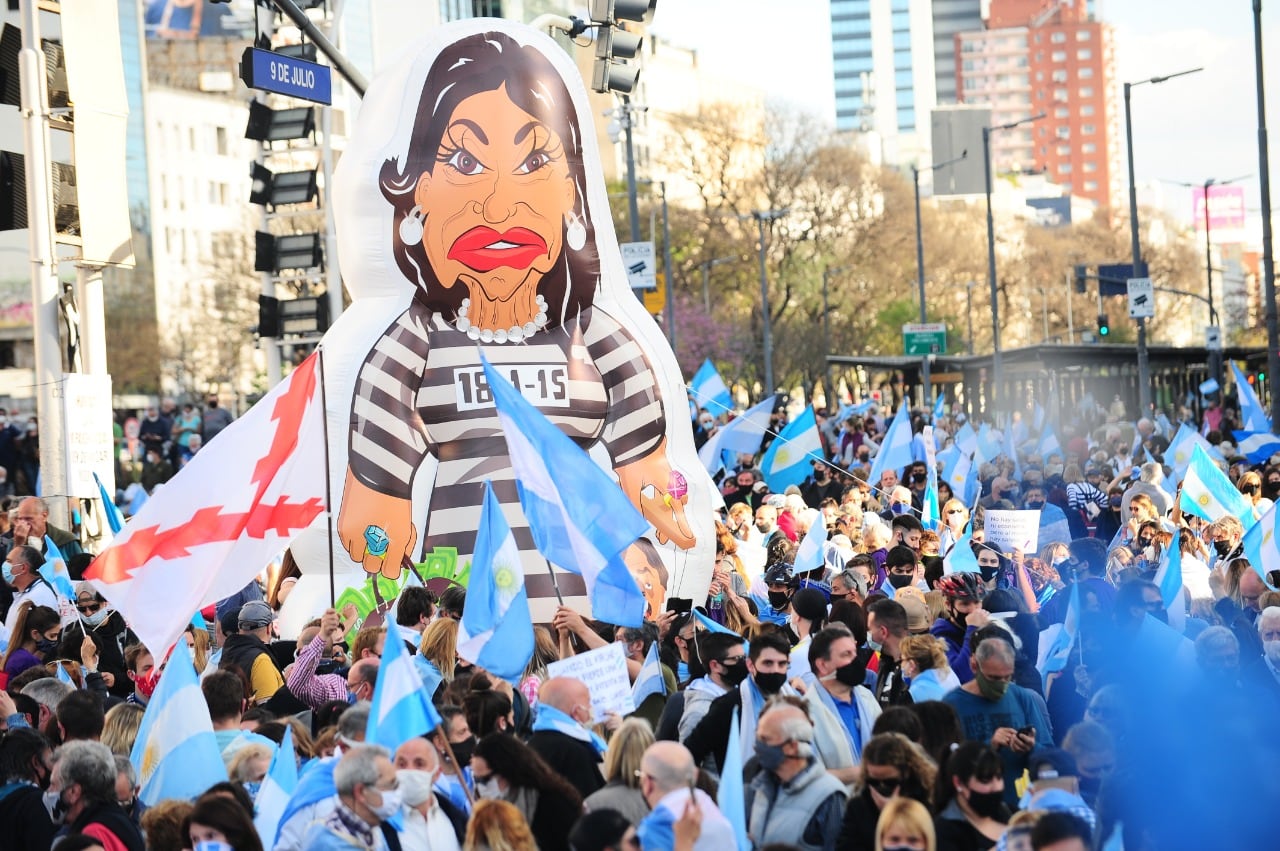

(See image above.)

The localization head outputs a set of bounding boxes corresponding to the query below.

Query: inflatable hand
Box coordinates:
[616,445,695,549]
[337,469,418,581]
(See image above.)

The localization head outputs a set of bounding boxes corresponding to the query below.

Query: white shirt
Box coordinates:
[400,802,461,851]
[1,579,59,642]
[1181,555,1213,600]
[653,788,736,851]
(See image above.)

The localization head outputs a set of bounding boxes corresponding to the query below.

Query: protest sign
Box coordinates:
[547,641,635,721]
[983,510,1041,553]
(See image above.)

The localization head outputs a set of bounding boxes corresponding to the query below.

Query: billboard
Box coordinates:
[931,105,991,197]
[1192,184,1247,231]
[144,0,258,40]
[1027,196,1072,227]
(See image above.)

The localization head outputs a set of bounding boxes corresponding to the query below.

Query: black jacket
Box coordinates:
[527,729,604,799]
[0,782,56,851]
[67,800,146,851]
[684,688,743,770]
[59,611,137,699]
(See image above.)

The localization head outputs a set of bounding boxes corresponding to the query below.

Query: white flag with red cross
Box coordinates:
[86,354,327,655]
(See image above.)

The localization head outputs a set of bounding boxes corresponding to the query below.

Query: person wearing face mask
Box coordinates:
[758,563,795,627]
[1119,462,1171,523]
[747,702,847,851]
[931,574,991,685]
[304,744,403,851]
[874,797,936,851]
[394,737,465,850]
[942,637,1052,807]
[470,731,583,851]
[685,630,796,771]
[50,740,145,851]
[836,732,936,851]
[58,583,137,699]
[867,599,913,709]
[1017,749,1097,836]
[1023,485,1071,549]
[932,742,1008,851]
[0,726,58,849]
[526,676,606,798]
[801,624,882,788]
[0,545,57,640]
[0,602,60,678]
[122,644,160,707]
[429,706,476,815]
[1060,721,1116,810]
[884,546,921,593]
[788,588,829,683]
[678,633,748,742]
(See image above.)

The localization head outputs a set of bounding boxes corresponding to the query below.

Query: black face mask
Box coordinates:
[719,660,749,686]
[1214,539,1233,558]
[888,573,914,589]
[754,672,788,695]
[834,658,867,687]
[979,562,999,583]
[448,737,475,768]
[1077,776,1101,805]
[1025,499,1045,510]
[965,788,1005,819]
[767,591,791,610]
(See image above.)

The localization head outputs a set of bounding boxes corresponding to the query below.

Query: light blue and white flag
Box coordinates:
[943,528,980,575]
[93,472,125,536]
[366,603,443,753]
[1033,403,1046,432]
[1234,430,1280,464]
[1179,445,1252,525]
[760,406,824,493]
[975,423,1001,464]
[1038,425,1062,460]
[1167,423,1225,481]
[1002,424,1022,479]
[631,641,666,707]
[720,713,752,851]
[691,607,741,639]
[869,402,913,489]
[54,660,76,687]
[933,394,946,422]
[1232,362,1271,432]
[1036,581,1079,689]
[794,512,827,575]
[40,535,76,602]
[484,357,650,628]
[131,641,227,805]
[1154,529,1186,633]
[1240,500,1280,591]
[954,422,979,457]
[698,396,777,474]
[690,359,733,415]
[457,481,535,684]
[254,724,298,847]
[922,426,940,532]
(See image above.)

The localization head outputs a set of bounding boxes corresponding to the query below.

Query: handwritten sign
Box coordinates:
[546,642,635,721]
[983,509,1040,554]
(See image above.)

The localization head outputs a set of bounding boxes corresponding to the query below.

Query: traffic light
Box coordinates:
[1097,314,1110,337]
[588,0,655,94]
[1074,264,1088,294]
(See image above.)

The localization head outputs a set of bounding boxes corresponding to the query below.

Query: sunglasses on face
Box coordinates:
[76,602,103,614]
[866,776,902,796]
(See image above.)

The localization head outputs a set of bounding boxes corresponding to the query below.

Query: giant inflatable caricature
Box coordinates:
[309,20,715,624]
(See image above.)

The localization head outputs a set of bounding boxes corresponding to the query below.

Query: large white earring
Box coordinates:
[399,205,424,246]
[566,211,586,251]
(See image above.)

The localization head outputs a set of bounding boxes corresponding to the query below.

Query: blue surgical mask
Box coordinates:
[2,563,13,585]
[868,636,883,653]
[85,608,111,628]
[891,503,910,515]
[677,660,689,682]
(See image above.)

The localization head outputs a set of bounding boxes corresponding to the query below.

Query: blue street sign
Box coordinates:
[240,47,332,105]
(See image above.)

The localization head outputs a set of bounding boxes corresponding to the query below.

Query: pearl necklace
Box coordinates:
[453,296,549,343]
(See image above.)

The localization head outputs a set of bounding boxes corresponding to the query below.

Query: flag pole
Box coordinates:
[434,721,474,805]
[544,558,565,606]
[316,346,337,608]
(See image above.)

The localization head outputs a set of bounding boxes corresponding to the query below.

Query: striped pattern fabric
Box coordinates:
[349,303,665,619]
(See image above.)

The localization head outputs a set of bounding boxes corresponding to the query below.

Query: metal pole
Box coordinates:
[322,0,345,329]
[622,97,641,243]
[983,127,1002,414]
[75,265,108,374]
[757,214,773,394]
[1041,288,1049,342]
[913,166,931,407]
[19,0,67,525]
[823,267,833,405]
[1255,0,1280,432]
[1123,82,1153,418]
[1204,178,1222,392]
[1066,268,1075,343]
[701,262,711,313]
[255,123,283,388]
[660,181,675,350]
[269,0,368,96]
[967,281,975,355]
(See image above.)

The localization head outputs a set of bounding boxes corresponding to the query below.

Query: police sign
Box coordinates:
[240,47,333,105]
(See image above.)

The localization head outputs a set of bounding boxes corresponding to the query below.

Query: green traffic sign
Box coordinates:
[902,323,947,356]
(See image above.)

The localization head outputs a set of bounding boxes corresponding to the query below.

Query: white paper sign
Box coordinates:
[546,641,635,721]
[983,509,1041,554]
[62,373,115,498]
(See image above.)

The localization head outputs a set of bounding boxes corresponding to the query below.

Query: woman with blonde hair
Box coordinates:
[898,634,959,702]
[421,617,460,683]
[463,798,537,851]
[875,797,936,851]
[940,499,969,554]
[101,702,145,756]
[518,625,559,708]
[583,717,654,824]
[185,622,209,674]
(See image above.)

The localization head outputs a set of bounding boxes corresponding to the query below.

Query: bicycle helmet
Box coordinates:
[936,571,986,601]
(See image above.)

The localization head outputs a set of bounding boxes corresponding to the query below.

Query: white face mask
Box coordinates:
[1266,640,1280,667]
[367,787,403,821]
[396,769,436,808]
[475,777,503,800]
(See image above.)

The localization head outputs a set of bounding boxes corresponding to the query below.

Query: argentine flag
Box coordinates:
[690,359,733,415]
[719,713,752,851]
[922,425,940,531]
[457,481,535,684]
[954,422,979,457]
[484,357,650,627]
[1240,501,1280,590]
[1037,582,1079,689]
[254,724,298,847]
[631,642,667,706]
[1154,529,1186,633]
[1234,430,1280,464]
[698,396,776,474]
[366,599,443,753]
[93,472,125,535]
[1232,362,1271,432]
[943,527,980,575]
[794,513,827,575]
[869,402,913,487]
[1038,425,1062,460]
[933,394,946,422]
[131,641,227,805]
[760,406,824,492]
[1167,423,1224,481]
[1179,444,1252,526]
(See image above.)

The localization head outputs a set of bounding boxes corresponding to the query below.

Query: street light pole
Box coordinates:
[658,180,675,351]
[1253,0,1280,432]
[621,97,642,243]
[966,281,976,355]
[983,114,1043,416]
[1124,68,1202,418]
[752,209,788,394]
[823,265,850,407]
[1039,288,1049,342]
[912,150,966,408]
[700,255,735,313]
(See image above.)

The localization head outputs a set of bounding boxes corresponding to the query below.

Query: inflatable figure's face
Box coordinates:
[413,84,576,304]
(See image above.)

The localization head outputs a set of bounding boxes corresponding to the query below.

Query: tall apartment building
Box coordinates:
[954,0,1118,209]
[830,0,982,165]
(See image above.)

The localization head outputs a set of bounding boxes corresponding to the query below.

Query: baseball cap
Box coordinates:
[791,588,829,622]
[752,481,769,494]
[1029,747,1078,782]
[895,587,930,633]
[238,600,274,629]
[73,581,101,605]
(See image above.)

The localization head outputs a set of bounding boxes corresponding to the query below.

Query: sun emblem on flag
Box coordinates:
[141,742,159,782]
[493,558,519,606]
[775,447,791,466]
[1265,529,1274,547]
[1198,494,1210,507]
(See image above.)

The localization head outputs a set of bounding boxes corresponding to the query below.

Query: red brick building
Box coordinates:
[955,0,1118,210]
